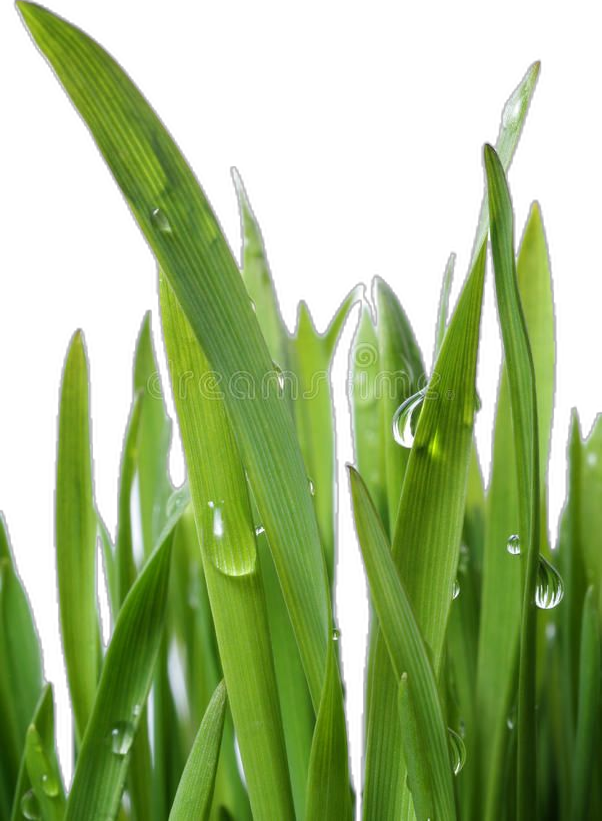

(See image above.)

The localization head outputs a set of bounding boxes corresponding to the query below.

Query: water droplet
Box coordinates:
[206,500,256,577]
[474,390,482,412]
[20,790,41,820]
[41,773,59,798]
[452,578,460,600]
[272,361,285,394]
[506,707,516,730]
[535,556,564,610]
[392,390,425,448]
[308,477,316,497]
[332,627,341,641]
[506,534,521,555]
[107,721,135,756]
[150,207,172,234]
[448,727,466,776]
[166,486,189,517]
[249,298,257,313]
[131,704,142,719]
[254,525,265,537]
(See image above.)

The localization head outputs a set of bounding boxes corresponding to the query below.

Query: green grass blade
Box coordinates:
[23,686,66,821]
[350,306,389,530]
[169,680,227,821]
[570,586,600,820]
[65,516,177,820]
[434,253,456,359]
[19,1,330,705]
[374,277,425,537]
[232,169,289,368]
[477,200,555,818]
[116,392,143,605]
[304,641,352,821]
[0,514,43,817]
[349,466,455,821]
[56,330,99,742]
[485,144,540,821]
[160,273,295,821]
[133,312,173,558]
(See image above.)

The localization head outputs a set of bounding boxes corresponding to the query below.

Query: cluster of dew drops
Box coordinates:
[506,534,564,610]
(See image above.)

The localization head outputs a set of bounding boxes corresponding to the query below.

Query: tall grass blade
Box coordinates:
[434,252,456,359]
[160,273,295,820]
[18,1,331,705]
[485,144,540,821]
[169,680,227,821]
[56,330,99,742]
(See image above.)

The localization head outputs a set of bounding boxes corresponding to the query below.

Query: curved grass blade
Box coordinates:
[56,330,99,743]
[160,273,295,821]
[485,144,540,821]
[349,466,455,821]
[478,201,555,819]
[0,516,43,819]
[304,641,352,821]
[570,586,600,820]
[23,687,66,821]
[18,1,330,706]
[169,680,227,821]
[64,514,177,820]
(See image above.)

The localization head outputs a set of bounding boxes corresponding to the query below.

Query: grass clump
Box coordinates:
[1,3,599,819]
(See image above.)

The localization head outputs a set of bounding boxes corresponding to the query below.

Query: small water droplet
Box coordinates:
[392,390,425,448]
[41,773,59,798]
[249,298,257,313]
[506,534,521,555]
[448,727,466,776]
[272,361,285,394]
[452,578,460,600]
[332,627,341,641]
[166,486,188,517]
[254,525,265,537]
[507,707,516,730]
[131,704,142,719]
[107,721,135,756]
[20,790,41,820]
[535,556,564,610]
[308,477,316,497]
[150,207,172,234]
[474,390,482,412]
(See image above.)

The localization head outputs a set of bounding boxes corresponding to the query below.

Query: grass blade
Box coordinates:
[160,273,295,820]
[169,680,227,821]
[304,642,352,821]
[56,330,99,742]
[64,514,177,820]
[485,144,540,821]
[18,1,330,705]
[434,253,456,359]
[570,586,600,820]
[0,517,43,819]
[349,466,455,821]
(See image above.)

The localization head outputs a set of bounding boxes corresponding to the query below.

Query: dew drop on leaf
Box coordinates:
[332,627,341,641]
[107,721,135,756]
[254,525,265,537]
[272,361,285,394]
[41,773,59,798]
[150,207,172,234]
[20,790,41,820]
[308,477,316,497]
[535,556,564,610]
[452,578,460,600]
[506,534,521,555]
[448,727,466,776]
[392,390,425,448]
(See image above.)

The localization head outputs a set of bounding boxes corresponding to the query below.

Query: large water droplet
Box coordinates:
[452,578,460,600]
[150,207,172,234]
[392,390,425,448]
[506,534,521,555]
[41,773,59,798]
[20,790,41,820]
[107,721,135,756]
[535,556,564,610]
[206,500,256,577]
[448,727,466,776]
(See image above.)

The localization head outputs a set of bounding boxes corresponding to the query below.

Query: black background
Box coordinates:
[0,0,600,796]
